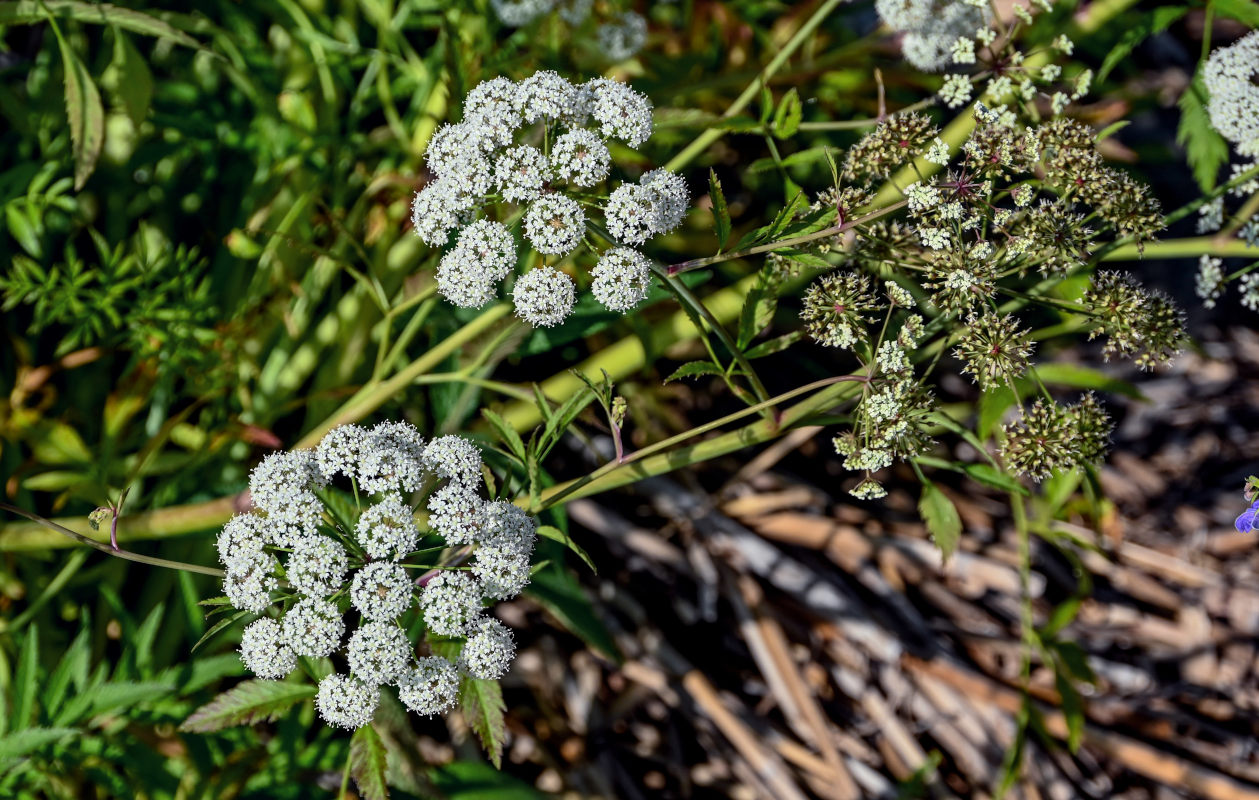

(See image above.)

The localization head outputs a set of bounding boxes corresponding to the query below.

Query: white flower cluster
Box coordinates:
[411,71,687,328]
[876,0,991,72]
[1204,31,1259,158]
[216,421,538,730]
[487,1,647,62]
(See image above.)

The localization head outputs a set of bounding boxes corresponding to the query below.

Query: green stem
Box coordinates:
[1101,236,1257,262]
[662,0,847,172]
[0,502,225,577]
[667,199,909,275]
[296,302,514,449]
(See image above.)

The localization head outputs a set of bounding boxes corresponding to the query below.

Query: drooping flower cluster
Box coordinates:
[216,421,538,730]
[488,1,648,62]
[411,72,688,327]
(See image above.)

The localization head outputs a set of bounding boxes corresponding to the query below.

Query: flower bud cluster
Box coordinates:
[411,72,687,328]
[217,421,538,730]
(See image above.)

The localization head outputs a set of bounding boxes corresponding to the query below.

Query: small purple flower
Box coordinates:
[1236,499,1259,534]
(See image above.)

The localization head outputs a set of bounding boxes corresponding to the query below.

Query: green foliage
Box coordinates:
[180,680,316,733]
[458,675,506,770]
[350,724,390,800]
[1177,74,1230,192]
[917,478,961,561]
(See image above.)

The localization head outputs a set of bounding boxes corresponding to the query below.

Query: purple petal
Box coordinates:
[1236,502,1259,534]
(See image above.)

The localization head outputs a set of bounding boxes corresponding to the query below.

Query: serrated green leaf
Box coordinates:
[665,360,724,383]
[180,680,316,733]
[0,727,77,764]
[772,88,802,139]
[104,29,153,127]
[43,621,89,720]
[47,13,104,190]
[458,677,506,768]
[772,247,832,270]
[525,563,621,663]
[918,479,961,561]
[1177,74,1229,192]
[0,2,206,50]
[351,724,390,800]
[709,168,731,249]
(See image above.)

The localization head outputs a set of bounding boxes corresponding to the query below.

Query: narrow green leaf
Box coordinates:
[56,681,173,726]
[745,331,803,359]
[350,724,390,800]
[1041,597,1081,638]
[1053,667,1085,752]
[44,621,89,719]
[918,479,961,561]
[1215,0,1259,25]
[191,609,251,653]
[772,247,832,270]
[772,88,803,139]
[12,625,39,730]
[482,408,527,462]
[180,680,316,733]
[665,361,724,383]
[708,168,731,249]
[1097,6,1187,81]
[47,13,105,190]
[536,524,596,573]
[962,463,1029,496]
[1033,363,1144,399]
[458,677,506,769]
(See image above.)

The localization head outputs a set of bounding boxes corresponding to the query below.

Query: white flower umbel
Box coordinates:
[359,421,427,495]
[597,11,648,62]
[224,551,278,613]
[419,572,484,636]
[356,494,421,560]
[240,618,297,679]
[1204,31,1259,157]
[472,544,532,600]
[316,673,379,730]
[248,451,323,542]
[347,621,411,686]
[495,145,550,203]
[422,435,483,486]
[315,423,369,483]
[513,266,577,327]
[282,597,345,658]
[351,561,414,621]
[489,0,553,26]
[517,70,578,124]
[216,513,268,566]
[463,77,523,148]
[605,169,689,245]
[437,219,518,309]
[591,247,652,311]
[588,78,653,147]
[551,129,612,187]
[287,537,348,598]
[460,617,516,680]
[427,483,486,545]
[410,179,470,247]
[478,500,538,550]
[398,656,459,716]
[523,195,586,255]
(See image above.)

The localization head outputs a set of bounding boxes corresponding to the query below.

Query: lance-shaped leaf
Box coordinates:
[180,680,316,733]
[351,724,390,800]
